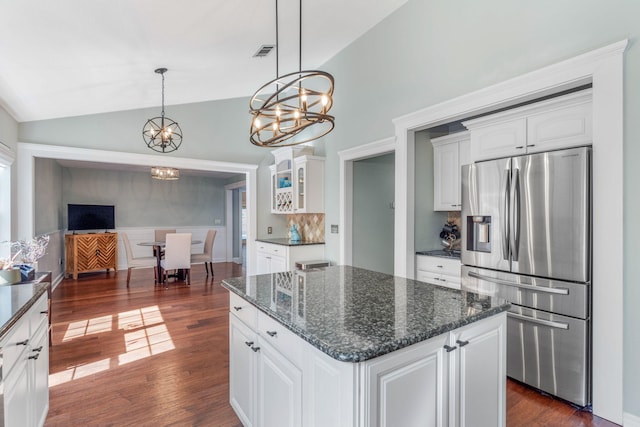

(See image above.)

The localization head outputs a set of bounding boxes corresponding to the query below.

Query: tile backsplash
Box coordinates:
[286,213,325,242]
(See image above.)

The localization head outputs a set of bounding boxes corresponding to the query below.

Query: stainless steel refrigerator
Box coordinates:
[460,146,591,407]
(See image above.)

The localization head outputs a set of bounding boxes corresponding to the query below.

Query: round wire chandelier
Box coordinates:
[249,0,335,147]
[143,68,183,153]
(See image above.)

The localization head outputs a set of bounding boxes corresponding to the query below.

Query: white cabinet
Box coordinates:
[1,292,49,427]
[227,289,506,427]
[465,89,592,162]
[229,308,303,427]
[270,146,325,214]
[363,330,450,426]
[364,312,506,427]
[294,156,324,213]
[229,313,257,427]
[449,313,506,427]
[255,241,324,275]
[416,254,461,290]
[432,132,470,211]
[256,337,303,427]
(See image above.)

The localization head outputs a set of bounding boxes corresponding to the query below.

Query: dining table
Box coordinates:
[138,239,202,282]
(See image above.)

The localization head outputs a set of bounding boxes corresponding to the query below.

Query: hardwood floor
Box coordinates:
[45,263,619,427]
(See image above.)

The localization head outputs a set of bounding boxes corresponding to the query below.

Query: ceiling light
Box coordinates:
[151,166,180,180]
[249,0,335,147]
[143,68,183,153]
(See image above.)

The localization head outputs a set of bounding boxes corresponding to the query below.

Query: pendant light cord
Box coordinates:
[161,71,165,118]
[275,0,279,79]
[299,0,302,73]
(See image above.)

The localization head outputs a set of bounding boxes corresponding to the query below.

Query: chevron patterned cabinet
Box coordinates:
[65,233,118,279]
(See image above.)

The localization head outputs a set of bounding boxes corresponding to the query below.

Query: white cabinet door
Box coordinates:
[450,313,506,427]
[257,338,303,427]
[229,314,257,427]
[433,140,461,211]
[256,252,271,275]
[363,332,450,427]
[4,353,30,427]
[269,255,287,274]
[526,99,592,154]
[30,323,49,427]
[469,118,527,162]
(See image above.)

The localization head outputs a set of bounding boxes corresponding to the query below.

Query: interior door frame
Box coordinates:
[17,142,259,274]
[225,180,246,264]
[338,137,396,265]
[391,40,626,423]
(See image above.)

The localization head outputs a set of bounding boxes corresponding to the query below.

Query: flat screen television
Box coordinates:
[67,204,115,231]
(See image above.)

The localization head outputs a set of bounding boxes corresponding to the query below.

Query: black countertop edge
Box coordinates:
[221,281,509,363]
[256,238,325,246]
[0,282,49,339]
[416,249,461,259]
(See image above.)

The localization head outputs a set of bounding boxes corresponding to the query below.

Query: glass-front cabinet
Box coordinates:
[270,146,324,214]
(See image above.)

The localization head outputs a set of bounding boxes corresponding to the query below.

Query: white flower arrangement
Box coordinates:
[0,235,49,270]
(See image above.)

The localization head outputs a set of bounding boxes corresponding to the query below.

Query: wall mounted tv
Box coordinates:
[67,204,115,232]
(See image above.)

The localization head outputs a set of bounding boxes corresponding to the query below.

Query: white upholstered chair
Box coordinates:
[154,229,176,257]
[122,232,157,287]
[191,229,216,277]
[160,232,192,287]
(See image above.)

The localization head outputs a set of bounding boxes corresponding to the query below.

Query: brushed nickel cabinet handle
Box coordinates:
[266,330,277,337]
[251,346,261,353]
[444,344,457,353]
[456,339,469,347]
[233,306,243,311]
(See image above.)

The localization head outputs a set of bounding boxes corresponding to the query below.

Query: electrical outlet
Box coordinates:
[331,224,339,234]
[267,226,273,234]
[214,219,222,225]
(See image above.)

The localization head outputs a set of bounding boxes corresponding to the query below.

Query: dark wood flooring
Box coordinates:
[45,263,619,426]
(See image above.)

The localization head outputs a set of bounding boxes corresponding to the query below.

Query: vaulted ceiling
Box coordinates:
[0,0,407,122]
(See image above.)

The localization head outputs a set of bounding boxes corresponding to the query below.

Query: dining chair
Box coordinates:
[153,229,176,257]
[191,229,217,277]
[121,232,157,287]
[160,232,192,288]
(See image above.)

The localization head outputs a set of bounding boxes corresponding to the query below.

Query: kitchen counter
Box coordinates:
[256,237,324,247]
[221,265,508,362]
[416,249,461,259]
[0,281,49,339]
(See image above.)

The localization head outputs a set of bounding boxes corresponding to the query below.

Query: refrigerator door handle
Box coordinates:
[467,271,570,295]
[507,312,570,330]
[510,168,520,261]
[500,169,510,261]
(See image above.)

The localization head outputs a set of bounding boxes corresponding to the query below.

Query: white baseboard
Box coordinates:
[625,412,640,427]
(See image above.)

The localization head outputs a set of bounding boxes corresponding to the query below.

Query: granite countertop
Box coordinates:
[256,238,325,247]
[0,281,49,339]
[221,265,508,363]
[416,249,461,259]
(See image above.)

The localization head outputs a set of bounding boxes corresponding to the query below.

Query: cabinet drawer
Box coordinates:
[416,255,461,277]
[1,314,31,376]
[416,270,461,290]
[30,293,49,333]
[257,311,303,366]
[256,242,288,258]
[229,292,257,330]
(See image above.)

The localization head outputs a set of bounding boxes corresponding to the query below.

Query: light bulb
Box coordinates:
[254,117,261,129]
[276,107,282,117]
[321,95,329,106]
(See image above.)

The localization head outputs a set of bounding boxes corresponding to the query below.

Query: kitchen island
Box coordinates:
[221,265,509,427]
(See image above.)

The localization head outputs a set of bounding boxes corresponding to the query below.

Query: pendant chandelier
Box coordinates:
[151,166,180,180]
[143,68,183,153]
[249,0,335,147]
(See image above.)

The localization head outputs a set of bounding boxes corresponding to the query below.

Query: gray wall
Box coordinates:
[414,131,448,250]
[60,167,228,228]
[352,153,395,274]
[13,0,640,416]
[34,158,63,235]
[0,105,19,240]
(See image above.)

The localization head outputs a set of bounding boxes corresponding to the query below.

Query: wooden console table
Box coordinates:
[65,233,118,279]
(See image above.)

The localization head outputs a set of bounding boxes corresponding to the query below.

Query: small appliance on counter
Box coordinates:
[439,222,460,251]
